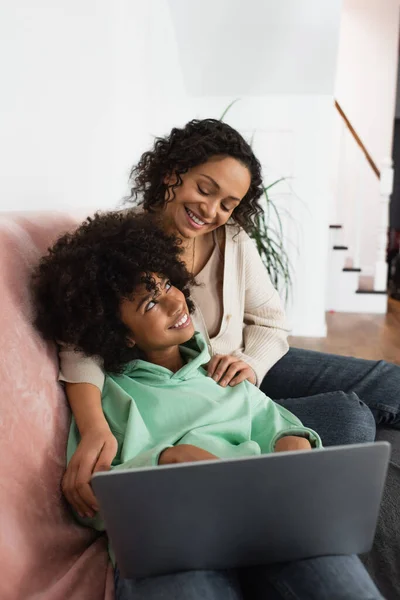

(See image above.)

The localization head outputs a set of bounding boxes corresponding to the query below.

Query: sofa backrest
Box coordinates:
[0,212,114,600]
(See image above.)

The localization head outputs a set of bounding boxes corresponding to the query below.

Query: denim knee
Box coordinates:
[277,391,377,446]
[333,391,376,445]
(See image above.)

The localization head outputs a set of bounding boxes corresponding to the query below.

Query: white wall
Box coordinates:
[335,0,400,164]
[167,0,341,96]
[0,0,150,212]
[0,0,343,337]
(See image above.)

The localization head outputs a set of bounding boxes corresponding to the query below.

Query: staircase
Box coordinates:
[326,224,387,313]
[326,101,393,314]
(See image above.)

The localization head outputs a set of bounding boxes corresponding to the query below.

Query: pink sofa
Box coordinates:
[2,210,399,599]
[0,212,114,600]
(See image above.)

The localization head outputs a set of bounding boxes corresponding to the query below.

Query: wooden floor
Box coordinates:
[289,298,400,365]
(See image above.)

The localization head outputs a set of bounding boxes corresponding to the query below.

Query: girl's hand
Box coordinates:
[159,445,218,465]
[274,436,312,453]
[62,427,118,518]
[207,354,256,387]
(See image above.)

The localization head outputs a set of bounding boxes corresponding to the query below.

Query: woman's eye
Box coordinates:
[221,204,230,212]
[197,185,209,196]
[145,300,156,312]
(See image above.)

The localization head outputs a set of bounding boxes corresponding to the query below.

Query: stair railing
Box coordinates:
[334,100,393,291]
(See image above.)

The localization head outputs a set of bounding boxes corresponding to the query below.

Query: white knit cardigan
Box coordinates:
[59,225,290,389]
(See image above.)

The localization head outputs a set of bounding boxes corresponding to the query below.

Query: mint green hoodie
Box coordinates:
[68,333,321,480]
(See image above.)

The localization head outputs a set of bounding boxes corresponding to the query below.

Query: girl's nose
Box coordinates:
[167,290,185,317]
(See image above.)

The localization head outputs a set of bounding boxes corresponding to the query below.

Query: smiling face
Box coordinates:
[162,155,251,239]
[119,275,195,359]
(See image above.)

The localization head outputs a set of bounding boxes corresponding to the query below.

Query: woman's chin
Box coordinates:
[176,219,197,239]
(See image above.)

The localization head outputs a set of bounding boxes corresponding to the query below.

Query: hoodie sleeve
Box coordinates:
[246,382,322,452]
[113,445,173,470]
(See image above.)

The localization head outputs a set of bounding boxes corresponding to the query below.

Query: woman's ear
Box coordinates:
[163,171,178,186]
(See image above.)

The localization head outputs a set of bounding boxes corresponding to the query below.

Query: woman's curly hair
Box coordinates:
[128,118,264,233]
[32,211,195,373]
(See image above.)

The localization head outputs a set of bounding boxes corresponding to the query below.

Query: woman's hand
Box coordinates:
[274,436,312,453]
[159,445,218,465]
[207,355,256,387]
[62,427,118,518]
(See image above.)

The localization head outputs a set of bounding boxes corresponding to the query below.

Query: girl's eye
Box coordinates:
[221,204,231,212]
[145,300,157,312]
[197,185,209,196]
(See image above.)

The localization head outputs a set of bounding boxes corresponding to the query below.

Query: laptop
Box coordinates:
[91,442,390,578]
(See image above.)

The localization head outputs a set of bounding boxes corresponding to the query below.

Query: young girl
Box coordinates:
[33,211,384,600]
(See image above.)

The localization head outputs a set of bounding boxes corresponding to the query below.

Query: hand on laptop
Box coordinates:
[274,436,312,453]
[159,445,218,465]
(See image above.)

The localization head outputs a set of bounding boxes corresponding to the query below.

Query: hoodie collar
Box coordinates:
[121,332,210,382]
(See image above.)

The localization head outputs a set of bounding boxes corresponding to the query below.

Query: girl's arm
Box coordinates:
[59,348,118,517]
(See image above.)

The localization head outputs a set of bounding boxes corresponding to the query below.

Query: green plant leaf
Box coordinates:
[220,99,240,122]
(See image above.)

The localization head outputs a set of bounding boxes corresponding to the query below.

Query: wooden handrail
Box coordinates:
[334,100,380,179]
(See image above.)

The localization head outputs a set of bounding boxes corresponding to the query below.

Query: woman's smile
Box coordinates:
[184,206,210,229]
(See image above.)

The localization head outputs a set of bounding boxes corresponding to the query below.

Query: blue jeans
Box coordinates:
[261,348,400,446]
[114,555,384,599]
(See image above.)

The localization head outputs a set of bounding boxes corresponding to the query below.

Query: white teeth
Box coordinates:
[172,313,188,328]
[186,208,205,226]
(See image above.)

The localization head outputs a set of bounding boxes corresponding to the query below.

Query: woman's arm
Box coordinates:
[207,230,290,387]
[233,231,290,384]
[63,383,118,518]
[66,382,108,435]
[59,348,118,517]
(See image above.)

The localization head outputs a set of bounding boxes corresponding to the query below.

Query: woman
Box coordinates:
[61,118,399,516]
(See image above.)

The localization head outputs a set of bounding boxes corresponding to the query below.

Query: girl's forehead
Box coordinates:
[135,273,165,295]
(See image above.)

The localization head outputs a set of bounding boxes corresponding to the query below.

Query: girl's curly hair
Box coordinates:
[32,211,195,373]
[128,118,264,233]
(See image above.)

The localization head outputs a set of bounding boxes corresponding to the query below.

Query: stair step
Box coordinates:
[356,289,387,295]
[329,224,343,229]
[343,267,361,272]
[333,245,348,250]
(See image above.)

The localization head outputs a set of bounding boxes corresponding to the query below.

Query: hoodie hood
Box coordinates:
[121,332,210,386]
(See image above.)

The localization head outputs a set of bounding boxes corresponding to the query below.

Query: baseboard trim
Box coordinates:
[290,322,327,338]
[356,289,387,295]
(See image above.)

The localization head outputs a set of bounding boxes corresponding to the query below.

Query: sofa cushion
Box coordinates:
[363,427,400,600]
[0,212,114,600]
